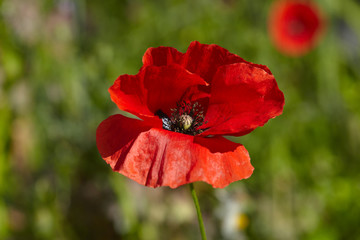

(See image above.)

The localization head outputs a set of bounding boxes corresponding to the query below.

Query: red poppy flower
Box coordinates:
[96,41,284,188]
[268,0,325,56]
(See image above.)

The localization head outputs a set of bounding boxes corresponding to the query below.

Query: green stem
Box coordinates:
[189,183,207,240]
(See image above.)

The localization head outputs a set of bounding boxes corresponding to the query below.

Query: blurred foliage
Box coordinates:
[1,0,360,239]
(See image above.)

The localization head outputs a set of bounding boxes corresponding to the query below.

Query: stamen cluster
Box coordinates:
[170,101,205,135]
[156,101,205,136]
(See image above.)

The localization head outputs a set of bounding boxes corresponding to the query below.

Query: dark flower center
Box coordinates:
[156,101,205,136]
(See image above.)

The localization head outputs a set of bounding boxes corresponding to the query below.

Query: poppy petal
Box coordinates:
[142,46,184,67]
[109,64,208,119]
[96,114,151,161]
[180,41,248,83]
[97,115,253,188]
[201,62,284,136]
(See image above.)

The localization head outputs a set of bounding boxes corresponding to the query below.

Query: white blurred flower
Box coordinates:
[216,188,250,240]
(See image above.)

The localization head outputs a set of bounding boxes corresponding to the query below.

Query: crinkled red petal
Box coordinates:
[96,114,254,188]
[140,41,266,84]
[142,46,184,67]
[96,114,152,160]
[201,62,284,136]
[180,41,248,84]
[109,64,208,119]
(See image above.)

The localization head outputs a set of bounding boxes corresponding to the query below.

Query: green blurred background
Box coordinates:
[1,0,360,239]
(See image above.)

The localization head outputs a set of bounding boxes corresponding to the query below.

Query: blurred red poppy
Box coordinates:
[96,41,284,188]
[268,0,325,56]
